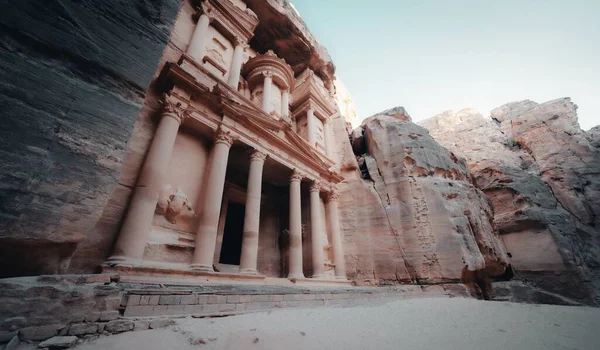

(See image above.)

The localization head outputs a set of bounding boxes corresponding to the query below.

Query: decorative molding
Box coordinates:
[243,51,295,91]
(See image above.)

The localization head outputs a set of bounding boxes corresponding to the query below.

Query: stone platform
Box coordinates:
[119,282,468,318]
[101,262,352,287]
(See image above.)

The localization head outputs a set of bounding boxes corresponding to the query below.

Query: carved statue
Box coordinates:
[156,185,195,224]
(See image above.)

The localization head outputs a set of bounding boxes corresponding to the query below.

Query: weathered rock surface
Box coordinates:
[0,0,180,277]
[419,98,600,305]
[0,274,121,339]
[38,336,78,349]
[337,107,509,285]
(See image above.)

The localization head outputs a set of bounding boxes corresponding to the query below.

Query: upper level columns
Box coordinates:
[323,120,332,158]
[326,190,346,279]
[187,12,211,63]
[108,97,186,262]
[261,71,274,114]
[281,89,290,119]
[239,150,267,274]
[228,39,247,89]
[191,128,235,272]
[309,181,326,278]
[288,170,305,279]
[306,108,317,147]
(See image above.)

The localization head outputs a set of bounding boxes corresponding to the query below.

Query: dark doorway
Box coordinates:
[219,201,245,265]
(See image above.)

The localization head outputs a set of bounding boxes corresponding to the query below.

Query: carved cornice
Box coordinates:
[161,94,188,124]
[215,127,235,147]
[249,149,267,162]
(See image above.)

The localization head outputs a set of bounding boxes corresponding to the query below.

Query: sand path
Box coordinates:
[75,297,600,350]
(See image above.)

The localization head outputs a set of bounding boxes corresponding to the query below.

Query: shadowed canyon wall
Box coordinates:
[0,0,180,277]
[419,98,600,304]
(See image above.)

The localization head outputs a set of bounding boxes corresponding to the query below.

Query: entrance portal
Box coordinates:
[219,201,245,265]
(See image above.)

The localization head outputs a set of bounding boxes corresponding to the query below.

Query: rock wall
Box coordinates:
[0,0,180,277]
[337,107,509,285]
[419,98,600,305]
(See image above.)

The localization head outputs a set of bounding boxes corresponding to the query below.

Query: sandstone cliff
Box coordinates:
[419,98,600,305]
[0,0,180,277]
[335,107,509,285]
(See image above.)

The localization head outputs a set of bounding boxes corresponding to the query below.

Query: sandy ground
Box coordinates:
[73,298,600,350]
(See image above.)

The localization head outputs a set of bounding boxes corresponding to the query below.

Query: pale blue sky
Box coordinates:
[290,0,599,129]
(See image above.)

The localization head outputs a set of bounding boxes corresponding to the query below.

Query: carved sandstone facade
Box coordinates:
[102,0,348,284]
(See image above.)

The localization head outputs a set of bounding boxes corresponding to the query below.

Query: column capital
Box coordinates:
[310,180,322,193]
[327,190,340,202]
[290,169,303,183]
[249,149,267,162]
[233,35,249,48]
[194,2,215,23]
[214,128,235,147]
[161,94,188,124]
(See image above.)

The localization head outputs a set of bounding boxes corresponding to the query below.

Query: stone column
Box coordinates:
[190,129,234,272]
[309,181,325,278]
[108,98,185,263]
[323,120,332,157]
[288,170,305,279]
[187,12,211,63]
[239,150,267,274]
[327,190,346,279]
[307,108,316,147]
[261,72,273,114]
[227,39,246,89]
[281,89,290,119]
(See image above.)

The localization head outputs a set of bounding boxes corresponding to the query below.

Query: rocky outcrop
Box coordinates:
[336,107,509,286]
[419,98,600,305]
[0,0,180,277]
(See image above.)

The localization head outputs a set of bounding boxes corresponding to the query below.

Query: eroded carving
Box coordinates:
[157,185,195,224]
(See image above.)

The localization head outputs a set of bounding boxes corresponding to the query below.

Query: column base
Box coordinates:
[189,263,214,272]
[287,272,305,279]
[335,275,349,281]
[239,268,259,275]
[311,273,326,279]
[105,255,141,265]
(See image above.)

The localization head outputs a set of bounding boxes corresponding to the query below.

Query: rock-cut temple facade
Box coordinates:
[103,0,349,285]
[2,0,600,315]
